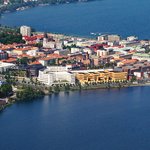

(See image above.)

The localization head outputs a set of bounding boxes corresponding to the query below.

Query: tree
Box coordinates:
[0,84,13,98]
[131,76,137,82]
[53,85,60,93]
[31,57,36,62]
[17,57,29,66]
[64,84,70,92]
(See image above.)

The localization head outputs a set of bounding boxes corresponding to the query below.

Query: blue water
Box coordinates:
[1,0,150,39]
[0,87,150,150]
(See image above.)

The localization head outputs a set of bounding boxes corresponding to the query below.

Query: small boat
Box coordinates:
[90,32,97,36]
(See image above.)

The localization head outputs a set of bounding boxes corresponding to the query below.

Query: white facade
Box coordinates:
[20,26,31,36]
[38,66,75,85]
[127,36,138,41]
[47,66,69,72]
[134,72,142,78]
[97,50,108,57]
[0,62,16,72]
[26,47,39,56]
[71,48,81,54]
[43,38,55,48]
[83,48,92,55]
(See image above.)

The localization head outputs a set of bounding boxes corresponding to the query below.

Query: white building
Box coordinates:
[43,38,55,48]
[98,34,121,42]
[0,62,16,72]
[26,47,39,56]
[71,47,81,54]
[83,48,92,55]
[127,36,138,42]
[38,66,75,85]
[97,50,108,57]
[20,26,31,36]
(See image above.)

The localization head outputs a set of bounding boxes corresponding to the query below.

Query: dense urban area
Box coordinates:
[0,25,150,110]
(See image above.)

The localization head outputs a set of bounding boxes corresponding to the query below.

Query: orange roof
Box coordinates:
[30,61,41,65]
[39,57,54,61]
[121,59,138,65]
[35,34,44,39]
[14,47,38,51]
[1,58,17,63]
[18,54,33,59]
[47,53,67,59]
[113,58,125,61]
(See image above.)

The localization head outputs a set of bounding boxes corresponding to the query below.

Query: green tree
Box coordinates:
[0,84,12,98]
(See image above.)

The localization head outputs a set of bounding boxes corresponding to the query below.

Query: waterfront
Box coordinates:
[1,87,150,150]
[1,0,150,39]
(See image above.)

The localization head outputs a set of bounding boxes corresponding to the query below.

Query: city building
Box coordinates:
[76,70,127,84]
[43,38,56,48]
[98,34,121,42]
[127,36,138,41]
[38,66,75,85]
[132,53,150,61]
[20,26,31,36]
[107,35,121,42]
[0,62,16,72]
[13,47,39,56]
[0,50,8,60]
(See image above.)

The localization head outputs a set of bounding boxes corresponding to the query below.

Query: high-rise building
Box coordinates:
[20,26,31,36]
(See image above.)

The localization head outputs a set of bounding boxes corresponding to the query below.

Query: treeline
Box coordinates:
[16,86,44,101]
[0,83,13,98]
[0,26,25,44]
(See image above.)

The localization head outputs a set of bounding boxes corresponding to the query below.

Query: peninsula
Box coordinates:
[0,25,150,111]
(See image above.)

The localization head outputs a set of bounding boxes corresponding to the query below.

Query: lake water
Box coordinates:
[0,87,150,150]
[1,1,150,149]
[1,0,150,39]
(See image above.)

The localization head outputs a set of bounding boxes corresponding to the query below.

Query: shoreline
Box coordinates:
[0,0,94,17]
[1,82,150,112]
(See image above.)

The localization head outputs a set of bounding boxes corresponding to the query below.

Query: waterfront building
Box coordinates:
[76,70,127,84]
[107,35,121,42]
[127,36,138,41]
[98,35,121,42]
[97,35,108,42]
[38,66,75,85]
[20,26,31,37]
